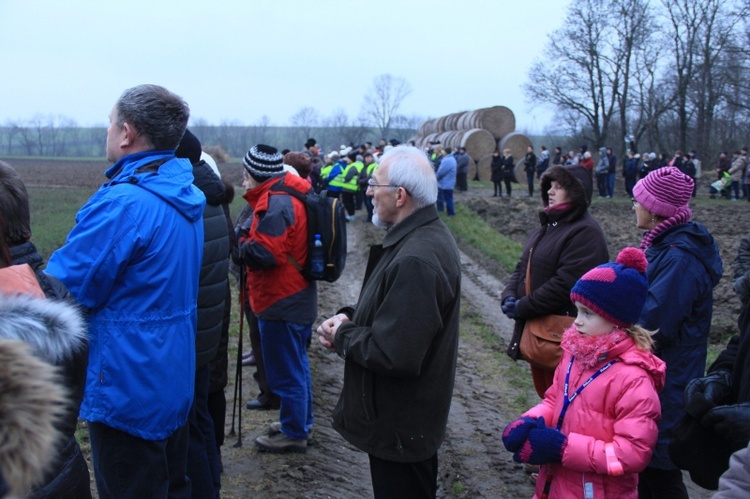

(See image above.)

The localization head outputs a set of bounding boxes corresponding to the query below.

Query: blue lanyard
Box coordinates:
[557,357,617,431]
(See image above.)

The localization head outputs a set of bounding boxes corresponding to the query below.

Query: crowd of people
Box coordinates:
[1,83,749,498]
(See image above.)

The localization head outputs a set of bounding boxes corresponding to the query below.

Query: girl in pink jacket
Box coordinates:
[503,248,666,498]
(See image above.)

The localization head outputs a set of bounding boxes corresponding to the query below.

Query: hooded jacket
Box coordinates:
[4,254,90,498]
[0,335,67,499]
[638,222,723,469]
[46,150,206,440]
[524,334,666,498]
[503,166,608,362]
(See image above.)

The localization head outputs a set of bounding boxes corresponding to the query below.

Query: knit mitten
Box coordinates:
[513,422,567,465]
[502,416,539,452]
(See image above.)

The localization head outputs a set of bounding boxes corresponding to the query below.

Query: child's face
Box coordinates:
[574,302,616,337]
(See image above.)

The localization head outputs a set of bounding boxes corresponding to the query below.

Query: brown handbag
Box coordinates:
[518,249,573,371]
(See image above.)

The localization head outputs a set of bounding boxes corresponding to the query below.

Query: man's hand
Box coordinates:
[317,313,349,352]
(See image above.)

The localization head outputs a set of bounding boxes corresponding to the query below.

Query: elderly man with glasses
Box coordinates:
[318,146,462,498]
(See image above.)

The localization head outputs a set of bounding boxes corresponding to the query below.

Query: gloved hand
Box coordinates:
[502,416,539,452]
[684,370,731,418]
[502,296,518,319]
[513,419,567,465]
[701,403,750,443]
[236,216,253,239]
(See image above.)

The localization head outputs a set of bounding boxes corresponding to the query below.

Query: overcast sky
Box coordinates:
[0,0,569,134]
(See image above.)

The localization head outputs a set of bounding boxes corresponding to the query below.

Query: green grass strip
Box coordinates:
[442,204,523,273]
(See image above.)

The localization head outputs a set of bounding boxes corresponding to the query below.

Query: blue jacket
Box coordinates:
[639,222,723,469]
[47,150,206,440]
[436,154,457,190]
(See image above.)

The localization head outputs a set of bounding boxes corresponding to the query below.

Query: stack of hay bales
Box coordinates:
[410,106,532,183]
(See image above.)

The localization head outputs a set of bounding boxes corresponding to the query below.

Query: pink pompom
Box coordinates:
[616,247,648,273]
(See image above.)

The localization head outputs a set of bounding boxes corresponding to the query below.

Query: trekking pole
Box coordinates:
[228,265,245,447]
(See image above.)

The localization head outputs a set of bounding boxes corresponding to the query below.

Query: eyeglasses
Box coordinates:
[367,178,398,189]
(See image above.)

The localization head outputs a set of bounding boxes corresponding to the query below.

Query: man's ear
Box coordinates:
[120,122,138,148]
[395,186,408,208]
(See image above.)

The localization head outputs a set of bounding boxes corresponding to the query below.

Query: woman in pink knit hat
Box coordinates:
[631,166,724,498]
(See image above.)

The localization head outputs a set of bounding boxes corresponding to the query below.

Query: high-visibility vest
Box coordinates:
[327,161,347,189]
[342,161,363,191]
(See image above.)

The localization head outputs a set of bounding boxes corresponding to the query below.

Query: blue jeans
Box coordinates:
[607,173,616,197]
[437,189,455,216]
[89,422,190,499]
[596,173,608,197]
[257,318,314,440]
[187,364,220,498]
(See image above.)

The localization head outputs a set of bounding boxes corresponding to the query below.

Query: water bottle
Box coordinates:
[310,233,325,278]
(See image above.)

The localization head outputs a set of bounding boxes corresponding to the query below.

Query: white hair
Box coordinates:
[380,146,437,208]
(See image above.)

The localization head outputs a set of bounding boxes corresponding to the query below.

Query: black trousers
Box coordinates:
[89,422,190,499]
[638,467,688,499]
[341,191,356,216]
[369,453,438,499]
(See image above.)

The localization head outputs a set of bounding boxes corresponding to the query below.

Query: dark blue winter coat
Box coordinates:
[639,222,723,470]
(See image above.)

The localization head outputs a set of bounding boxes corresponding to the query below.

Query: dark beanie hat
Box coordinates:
[175,129,202,164]
[284,152,312,179]
[570,247,649,328]
[243,145,284,180]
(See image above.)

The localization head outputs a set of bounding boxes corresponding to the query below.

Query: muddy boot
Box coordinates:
[255,433,307,454]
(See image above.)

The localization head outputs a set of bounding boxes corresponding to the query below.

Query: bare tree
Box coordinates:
[290,107,319,147]
[525,0,621,148]
[361,74,411,140]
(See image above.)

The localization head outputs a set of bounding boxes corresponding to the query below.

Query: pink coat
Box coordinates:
[523,337,666,498]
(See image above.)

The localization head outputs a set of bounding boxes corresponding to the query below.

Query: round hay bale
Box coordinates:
[475,106,516,140]
[514,158,527,185]
[450,111,469,130]
[458,109,479,130]
[423,132,441,147]
[498,131,532,166]
[436,115,450,133]
[460,128,496,161]
[476,154,493,181]
[467,156,478,181]
[438,131,455,148]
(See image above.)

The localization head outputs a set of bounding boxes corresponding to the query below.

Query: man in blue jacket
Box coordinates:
[46,84,205,498]
[436,147,457,216]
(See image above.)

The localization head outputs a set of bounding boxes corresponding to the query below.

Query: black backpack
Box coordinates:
[271,180,347,282]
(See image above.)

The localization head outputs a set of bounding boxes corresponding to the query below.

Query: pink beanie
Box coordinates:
[633,166,693,218]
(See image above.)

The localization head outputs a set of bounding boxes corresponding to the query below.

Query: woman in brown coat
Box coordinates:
[501,165,609,397]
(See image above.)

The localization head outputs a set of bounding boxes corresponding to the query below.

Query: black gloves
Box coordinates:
[502,296,518,319]
[702,403,750,443]
[684,370,732,418]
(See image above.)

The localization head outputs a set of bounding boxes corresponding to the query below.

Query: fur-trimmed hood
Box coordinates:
[0,293,86,365]
[0,339,67,497]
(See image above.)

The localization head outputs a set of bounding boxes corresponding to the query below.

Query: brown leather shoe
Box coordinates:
[255,433,307,454]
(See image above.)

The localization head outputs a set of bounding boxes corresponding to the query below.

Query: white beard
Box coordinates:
[371,212,389,229]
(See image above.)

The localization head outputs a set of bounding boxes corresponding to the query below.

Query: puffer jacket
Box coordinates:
[0,290,89,499]
[524,334,666,498]
[503,166,609,363]
[639,222,723,469]
[239,172,316,324]
[192,161,230,368]
[46,150,205,440]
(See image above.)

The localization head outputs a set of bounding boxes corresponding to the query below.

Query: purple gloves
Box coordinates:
[502,296,518,319]
[502,416,538,452]
[512,418,567,465]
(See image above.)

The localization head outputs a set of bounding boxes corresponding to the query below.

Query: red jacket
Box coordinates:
[240,172,316,323]
[524,335,666,498]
